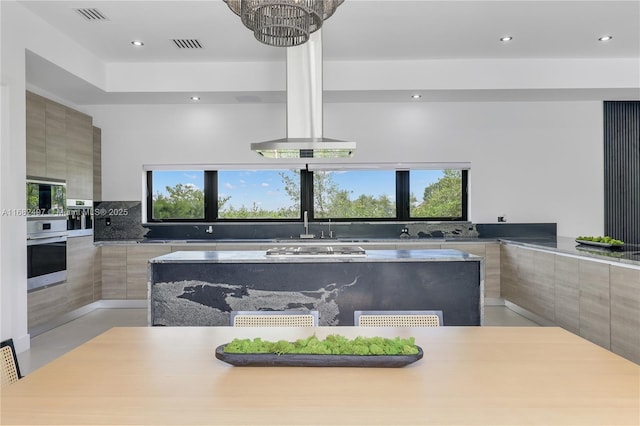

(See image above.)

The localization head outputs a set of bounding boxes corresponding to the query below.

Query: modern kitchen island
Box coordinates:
[148,247,484,326]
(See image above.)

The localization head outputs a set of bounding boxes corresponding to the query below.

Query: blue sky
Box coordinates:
[153,169,444,211]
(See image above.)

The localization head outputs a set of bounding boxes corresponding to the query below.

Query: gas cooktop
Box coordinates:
[265,246,367,257]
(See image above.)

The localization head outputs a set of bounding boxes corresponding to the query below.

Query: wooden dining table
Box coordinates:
[1,326,638,425]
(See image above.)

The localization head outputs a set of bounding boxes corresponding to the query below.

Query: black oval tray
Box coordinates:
[215,344,423,368]
[575,239,624,249]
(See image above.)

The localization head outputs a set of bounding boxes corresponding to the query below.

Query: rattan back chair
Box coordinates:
[1,338,22,387]
[231,310,319,327]
[354,310,444,327]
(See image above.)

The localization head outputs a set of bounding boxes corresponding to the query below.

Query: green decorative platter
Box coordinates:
[215,344,423,368]
[575,239,624,249]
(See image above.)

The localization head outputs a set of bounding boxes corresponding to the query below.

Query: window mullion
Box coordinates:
[204,171,217,221]
[146,170,154,222]
[300,169,314,219]
[396,170,409,220]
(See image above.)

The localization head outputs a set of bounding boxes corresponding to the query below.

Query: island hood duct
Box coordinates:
[251,31,355,158]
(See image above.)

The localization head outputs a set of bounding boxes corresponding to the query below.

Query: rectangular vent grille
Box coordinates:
[74,8,109,21]
[172,39,203,49]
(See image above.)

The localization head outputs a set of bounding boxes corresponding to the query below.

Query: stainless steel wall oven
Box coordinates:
[27,217,67,291]
[26,177,69,293]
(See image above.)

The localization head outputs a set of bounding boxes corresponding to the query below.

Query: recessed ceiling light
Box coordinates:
[190,96,201,101]
[131,40,144,47]
[598,35,613,42]
[500,36,513,42]
[411,94,422,99]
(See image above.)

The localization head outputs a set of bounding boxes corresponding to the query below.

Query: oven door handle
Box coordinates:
[27,234,68,244]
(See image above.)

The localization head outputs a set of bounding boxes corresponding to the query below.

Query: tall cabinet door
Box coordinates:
[44,100,67,180]
[26,91,46,177]
[93,126,102,201]
[66,109,93,199]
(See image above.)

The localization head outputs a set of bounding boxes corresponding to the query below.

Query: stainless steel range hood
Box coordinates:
[251,31,355,159]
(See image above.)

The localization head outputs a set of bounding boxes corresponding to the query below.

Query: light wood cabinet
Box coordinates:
[609,265,639,363]
[484,243,501,299]
[26,91,94,198]
[93,126,102,201]
[578,260,610,349]
[500,244,519,302]
[27,283,68,329]
[28,236,100,330]
[94,245,102,302]
[102,246,127,299]
[44,99,67,180]
[102,245,171,300]
[66,236,98,310]
[26,92,68,179]
[500,243,639,363]
[126,246,171,299]
[531,251,555,321]
[26,91,46,177]
[26,92,99,331]
[515,248,535,313]
[554,256,580,334]
[66,109,93,199]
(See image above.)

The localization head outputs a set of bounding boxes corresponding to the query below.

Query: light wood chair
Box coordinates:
[1,339,22,387]
[231,310,319,327]
[354,310,443,327]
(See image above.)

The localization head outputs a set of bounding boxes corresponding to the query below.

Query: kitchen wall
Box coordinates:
[0,0,610,352]
[87,100,603,238]
[1,1,103,351]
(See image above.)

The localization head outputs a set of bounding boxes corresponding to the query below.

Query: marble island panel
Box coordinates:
[148,249,484,327]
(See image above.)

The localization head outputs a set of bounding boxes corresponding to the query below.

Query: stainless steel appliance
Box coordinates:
[66,199,93,237]
[265,246,366,257]
[26,178,66,217]
[27,217,67,291]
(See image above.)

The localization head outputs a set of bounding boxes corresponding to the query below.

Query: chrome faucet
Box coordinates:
[300,211,315,239]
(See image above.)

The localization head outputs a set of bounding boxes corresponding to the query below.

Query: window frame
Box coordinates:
[145,167,468,223]
[146,169,208,222]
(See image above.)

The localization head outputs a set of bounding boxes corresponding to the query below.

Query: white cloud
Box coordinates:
[261,182,269,187]
[224,182,236,190]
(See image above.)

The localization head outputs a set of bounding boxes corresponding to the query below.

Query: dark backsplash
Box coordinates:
[94,201,148,240]
[475,223,557,239]
[94,201,556,242]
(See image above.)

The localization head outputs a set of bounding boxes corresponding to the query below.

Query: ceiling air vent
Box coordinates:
[172,39,203,49]
[74,8,109,21]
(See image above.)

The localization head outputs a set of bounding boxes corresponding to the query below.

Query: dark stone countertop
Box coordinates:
[149,248,483,264]
[95,236,640,266]
[501,236,640,266]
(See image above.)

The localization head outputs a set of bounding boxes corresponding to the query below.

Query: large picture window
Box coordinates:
[313,170,396,219]
[217,170,300,219]
[409,170,464,219]
[149,170,205,220]
[146,166,468,222]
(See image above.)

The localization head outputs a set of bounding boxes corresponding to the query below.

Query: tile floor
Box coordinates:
[17,305,538,375]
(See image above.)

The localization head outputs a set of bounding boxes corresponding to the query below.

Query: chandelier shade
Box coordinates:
[223,0,344,47]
